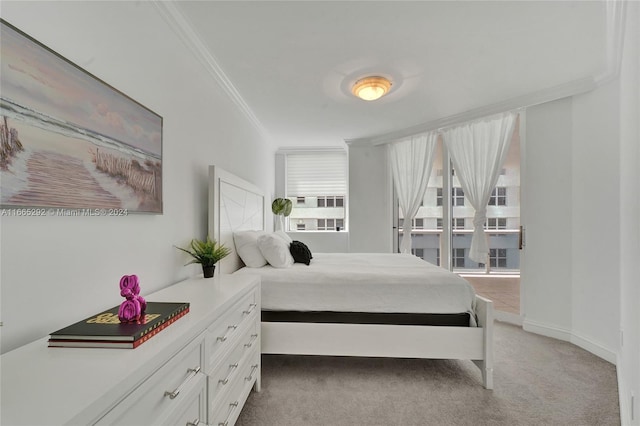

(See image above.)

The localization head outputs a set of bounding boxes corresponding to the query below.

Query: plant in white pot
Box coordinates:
[175,236,231,278]
[271,197,292,231]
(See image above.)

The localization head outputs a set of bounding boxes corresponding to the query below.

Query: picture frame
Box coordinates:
[0,19,163,214]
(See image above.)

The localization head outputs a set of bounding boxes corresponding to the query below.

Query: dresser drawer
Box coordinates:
[96,336,205,425]
[209,347,260,426]
[207,320,259,410]
[162,374,207,426]
[204,289,258,372]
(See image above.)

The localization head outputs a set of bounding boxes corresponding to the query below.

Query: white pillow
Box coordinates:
[274,230,292,244]
[257,233,294,268]
[233,231,267,268]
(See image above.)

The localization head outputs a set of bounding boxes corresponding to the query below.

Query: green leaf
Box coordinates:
[272,198,292,217]
[174,236,231,267]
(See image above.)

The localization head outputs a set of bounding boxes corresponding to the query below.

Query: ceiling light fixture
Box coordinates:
[352,76,392,101]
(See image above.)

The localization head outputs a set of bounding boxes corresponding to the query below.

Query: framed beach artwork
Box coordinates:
[0,20,163,214]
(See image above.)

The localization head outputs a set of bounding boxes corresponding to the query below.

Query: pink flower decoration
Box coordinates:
[118,274,145,322]
[118,298,141,322]
[137,295,147,313]
[120,288,134,299]
[119,274,140,296]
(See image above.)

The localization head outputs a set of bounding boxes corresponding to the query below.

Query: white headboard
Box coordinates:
[208,166,266,274]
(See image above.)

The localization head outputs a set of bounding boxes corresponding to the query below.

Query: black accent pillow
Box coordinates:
[289,240,313,265]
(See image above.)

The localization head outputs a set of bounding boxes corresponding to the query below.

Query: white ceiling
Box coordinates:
[174,1,609,149]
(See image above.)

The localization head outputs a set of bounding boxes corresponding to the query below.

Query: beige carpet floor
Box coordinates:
[237,322,619,426]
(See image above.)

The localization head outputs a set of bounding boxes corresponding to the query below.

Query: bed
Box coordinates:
[208,165,494,389]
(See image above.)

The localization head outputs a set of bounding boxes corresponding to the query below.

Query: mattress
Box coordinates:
[233,253,477,324]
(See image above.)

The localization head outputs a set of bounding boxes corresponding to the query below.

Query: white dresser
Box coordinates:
[1,274,261,426]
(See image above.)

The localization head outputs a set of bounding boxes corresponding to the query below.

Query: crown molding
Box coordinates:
[276,146,347,155]
[346,77,596,147]
[347,1,627,147]
[595,0,627,86]
[152,1,270,141]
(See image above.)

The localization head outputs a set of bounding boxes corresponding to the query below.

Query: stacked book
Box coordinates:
[49,302,190,349]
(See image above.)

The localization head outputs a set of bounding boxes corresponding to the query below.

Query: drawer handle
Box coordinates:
[245,364,259,382]
[217,325,237,342]
[242,303,257,315]
[186,419,200,426]
[218,363,239,385]
[164,366,201,399]
[244,333,259,348]
[218,401,239,426]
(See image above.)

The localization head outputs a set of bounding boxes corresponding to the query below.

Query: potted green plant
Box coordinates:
[272,197,292,231]
[175,236,231,278]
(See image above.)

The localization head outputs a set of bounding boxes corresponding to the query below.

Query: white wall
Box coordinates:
[523,83,620,363]
[522,5,639,396]
[570,79,621,358]
[0,2,274,353]
[348,144,393,253]
[285,231,348,253]
[520,99,574,335]
[617,2,640,424]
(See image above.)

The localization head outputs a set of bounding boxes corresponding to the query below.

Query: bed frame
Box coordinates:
[208,165,494,389]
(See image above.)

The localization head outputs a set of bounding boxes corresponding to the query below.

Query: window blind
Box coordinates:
[286,151,347,197]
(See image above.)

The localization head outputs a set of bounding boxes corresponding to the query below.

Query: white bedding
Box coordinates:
[233,253,477,322]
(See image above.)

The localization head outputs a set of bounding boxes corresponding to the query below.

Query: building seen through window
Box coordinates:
[282,150,347,232]
[398,128,520,275]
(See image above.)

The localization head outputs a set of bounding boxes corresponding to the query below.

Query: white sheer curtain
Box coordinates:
[442,111,517,263]
[389,132,438,254]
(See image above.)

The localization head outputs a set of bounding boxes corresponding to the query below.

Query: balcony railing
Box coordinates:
[399,228,520,275]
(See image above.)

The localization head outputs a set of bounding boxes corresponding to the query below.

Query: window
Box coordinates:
[411,248,424,259]
[490,249,507,268]
[283,151,347,232]
[437,187,463,206]
[452,218,465,229]
[394,117,521,278]
[486,218,507,229]
[297,223,306,231]
[317,196,344,208]
[317,218,344,230]
[488,187,506,206]
[452,188,465,206]
[317,218,337,230]
[452,248,465,268]
[400,218,424,229]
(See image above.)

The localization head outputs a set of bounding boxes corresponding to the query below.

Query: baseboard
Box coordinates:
[522,319,572,342]
[570,331,617,364]
[617,355,633,426]
[523,319,617,364]
[495,311,523,326]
